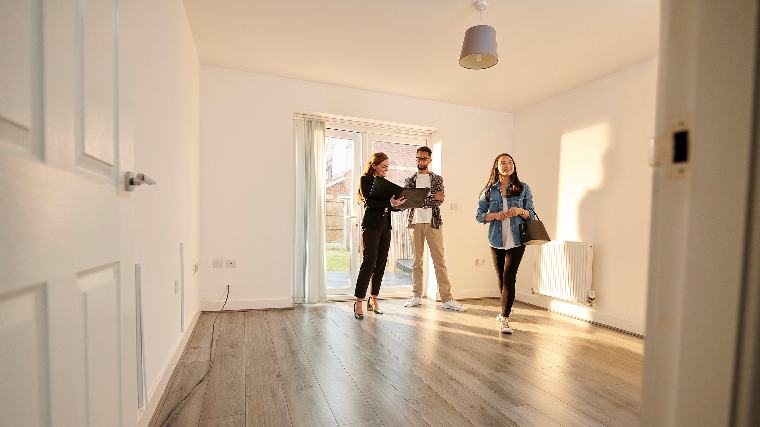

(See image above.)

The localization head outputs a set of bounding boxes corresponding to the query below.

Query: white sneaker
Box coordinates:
[499,317,513,334]
[441,299,467,312]
[403,296,422,307]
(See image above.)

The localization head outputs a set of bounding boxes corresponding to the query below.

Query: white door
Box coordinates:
[1,1,137,426]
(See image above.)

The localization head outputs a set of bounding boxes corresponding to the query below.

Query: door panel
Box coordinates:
[78,264,121,426]
[324,130,360,295]
[81,0,116,172]
[0,284,48,426]
[0,0,134,426]
[0,0,36,154]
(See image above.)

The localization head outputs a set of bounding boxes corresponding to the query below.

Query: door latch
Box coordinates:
[125,172,157,191]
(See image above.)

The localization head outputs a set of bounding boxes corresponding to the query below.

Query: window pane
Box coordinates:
[324,137,354,289]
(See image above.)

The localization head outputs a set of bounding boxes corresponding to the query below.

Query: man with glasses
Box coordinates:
[402,146,466,311]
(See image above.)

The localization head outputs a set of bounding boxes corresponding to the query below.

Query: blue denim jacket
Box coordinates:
[475,182,535,248]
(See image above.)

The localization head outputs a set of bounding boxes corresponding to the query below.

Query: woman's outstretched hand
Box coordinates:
[390,195,407,207]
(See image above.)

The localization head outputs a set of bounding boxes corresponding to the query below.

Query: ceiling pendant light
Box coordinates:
[459,0,498,70]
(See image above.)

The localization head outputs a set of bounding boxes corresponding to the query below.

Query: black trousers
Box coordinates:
[354,214,392,299]
[490,245,526,317]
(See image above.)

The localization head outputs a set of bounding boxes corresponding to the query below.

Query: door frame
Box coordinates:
[641,0,760,425]
[731,5,760,424]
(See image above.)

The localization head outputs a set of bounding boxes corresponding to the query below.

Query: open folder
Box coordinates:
[368,176,429,209]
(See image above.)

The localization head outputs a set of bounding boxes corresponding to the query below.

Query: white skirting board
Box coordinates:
[136,310,201,427]
[454,288,501,300]
[327,288,500,302]
[200,297,294,311]
[201,292,500,308]
[328,291,416,302]
[516,291,645,337]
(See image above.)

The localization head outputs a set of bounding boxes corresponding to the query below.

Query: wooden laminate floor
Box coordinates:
[150,299,643,427]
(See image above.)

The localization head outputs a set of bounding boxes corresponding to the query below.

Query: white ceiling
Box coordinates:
[182,0,659,112]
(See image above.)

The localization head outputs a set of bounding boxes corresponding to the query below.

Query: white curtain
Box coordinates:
[293,118,328,304]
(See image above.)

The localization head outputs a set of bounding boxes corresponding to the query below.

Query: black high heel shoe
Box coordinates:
[353,300,364,319]
[367,296,384,315]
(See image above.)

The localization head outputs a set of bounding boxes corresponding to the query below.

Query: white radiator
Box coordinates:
[533,241,594,304]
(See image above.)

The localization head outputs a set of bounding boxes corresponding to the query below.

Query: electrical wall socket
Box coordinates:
[212,259,223,268]
[193,262,199,274]
[225,259,237,268]
[475,257,488,266]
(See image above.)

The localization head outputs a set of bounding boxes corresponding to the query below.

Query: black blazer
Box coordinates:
[359,175,399,229]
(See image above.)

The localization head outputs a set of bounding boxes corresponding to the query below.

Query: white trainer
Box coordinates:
[499,317,513,334]
[403,296,422,307]
[441,299,467,312]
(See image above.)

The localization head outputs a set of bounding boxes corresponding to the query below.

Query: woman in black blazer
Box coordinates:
[353,152,405,319]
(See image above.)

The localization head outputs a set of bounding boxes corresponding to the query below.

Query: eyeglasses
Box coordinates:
[415,157,431,162]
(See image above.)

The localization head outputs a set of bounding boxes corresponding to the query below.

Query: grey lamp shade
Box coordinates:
[459,24,498,69]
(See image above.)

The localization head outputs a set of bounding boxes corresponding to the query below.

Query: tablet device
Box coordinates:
[397,187,429,209]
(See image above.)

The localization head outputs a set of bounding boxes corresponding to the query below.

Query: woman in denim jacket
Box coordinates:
[476,153,535,334]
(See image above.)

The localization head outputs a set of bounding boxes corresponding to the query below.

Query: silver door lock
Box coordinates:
[125,172,157,191]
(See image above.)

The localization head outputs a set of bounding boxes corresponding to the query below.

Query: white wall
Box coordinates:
[120,0,201,421]
[512,58,657,334]
[199,66,514,308]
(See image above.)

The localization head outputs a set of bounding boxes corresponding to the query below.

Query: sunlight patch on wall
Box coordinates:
[431,141,442,174]
[425,141,443,300]
[556,123,610,241]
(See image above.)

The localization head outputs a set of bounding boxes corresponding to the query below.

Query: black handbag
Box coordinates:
[519,212,551,245]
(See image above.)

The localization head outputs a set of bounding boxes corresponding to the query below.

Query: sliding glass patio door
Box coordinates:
[323,128,426,297]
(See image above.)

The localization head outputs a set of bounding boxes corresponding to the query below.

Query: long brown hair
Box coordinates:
[358,152,388,203]
[362,152,388,176]
[479,153,523,202]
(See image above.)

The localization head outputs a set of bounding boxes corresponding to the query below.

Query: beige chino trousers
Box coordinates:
[409,223,453,302]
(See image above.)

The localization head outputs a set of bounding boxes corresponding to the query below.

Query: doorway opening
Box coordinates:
[322,126,430,299]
